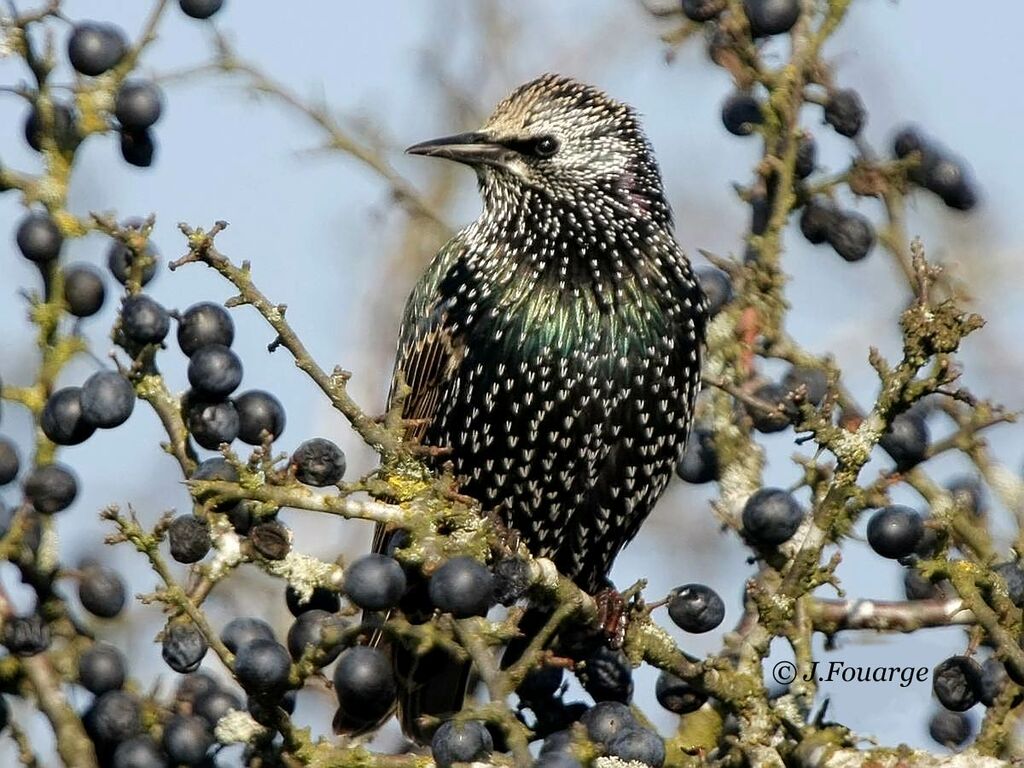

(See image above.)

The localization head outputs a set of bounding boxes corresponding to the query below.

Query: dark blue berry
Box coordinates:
[721,93,762,137]
[978,658,1006,708]
[195,688,242,729]
[193,456,238,483]
[64,263,106,317]
[3,614,50,656]
[177,302,234,356]
[25,463,78,514]
[247,690,296,726]
[84,690,141,749]
[823,89,865,138]
[286,585,340,616]
[517,665,564,705]
[695,267,732,316]
[161,714,212,766]
[179,0,224,19]
[866,506,923,559]
[108,229,158,286]
[24,101,75,152]
[656,671,707,714]
[743,0,799,36]
[879,411,930,471]
[287,609,343,666]
[933,656,983,712]
[191,457,246,527]
[894,126,926,159]
[68,22,127,76]
[16,211,63,262]
[344,553,407,610]
[79,562,126,618]
[904,568,943,601]
[188,344,243,398]
[175,672,219,705]
[291,438,346,486]
[429,556,494,618]
[234,390,286,445]
[221,617,275,655]
[742,488,803,545]
[676,427,718,484]
[120,129,156,168]
[234,639,291,695]
[121,295,169,344]
[607,728,666,767]
[115,80,163,130]
[800,198,837,245]
[580,701,636,745]
[579,646,633,703]
[80,370,135,428]
[994,561,1024,608]
[667,583,725,633]
[782,365,828,406]
[248,519,291,560]
[748,382,792,433]
[826,210,874,262]
[924,155,977,211]
[42,387,95,445]
[162,623,208,674]
[928,710,972,748]
[947,476,984,517]
[795,134,817,179]
[184,395,239,449]
[332,646,396,722]
[431,720,494,768]
[111,735,168,768]
[79,642,126,695]
[681,0,724,21]
[168,515,211,564]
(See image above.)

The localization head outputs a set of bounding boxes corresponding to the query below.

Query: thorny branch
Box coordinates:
[169,222,404,457]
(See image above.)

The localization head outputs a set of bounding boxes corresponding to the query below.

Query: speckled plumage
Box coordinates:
[396,74,707,591]
[383,74,707,738]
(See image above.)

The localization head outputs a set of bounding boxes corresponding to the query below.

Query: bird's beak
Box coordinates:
[405,131,510,168]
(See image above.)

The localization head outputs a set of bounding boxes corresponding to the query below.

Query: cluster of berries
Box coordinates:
[679,0,977,269]
[22,1,222,169]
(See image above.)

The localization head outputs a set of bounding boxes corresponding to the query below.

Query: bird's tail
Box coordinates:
[335,629,470,741]
[501,604,553,674]
[349,525,473,742]
[395,639,473,742]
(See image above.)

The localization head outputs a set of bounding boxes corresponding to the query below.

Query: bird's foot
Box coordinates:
[406,443,453,458]
[594,587,627,649]
[484,509,525,556]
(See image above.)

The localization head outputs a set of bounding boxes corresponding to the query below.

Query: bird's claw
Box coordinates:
[595,588,627,649]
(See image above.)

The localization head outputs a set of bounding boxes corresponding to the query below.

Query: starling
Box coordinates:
[378,73,706,738]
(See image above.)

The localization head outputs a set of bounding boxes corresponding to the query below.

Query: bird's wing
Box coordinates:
[387,304,465,443]
[386,236,471,430]
[371,239,470,559]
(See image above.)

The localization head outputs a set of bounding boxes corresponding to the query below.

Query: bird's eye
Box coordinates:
[534,136,559,158]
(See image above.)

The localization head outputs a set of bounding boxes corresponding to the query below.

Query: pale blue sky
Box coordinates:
[1,0,1022,757]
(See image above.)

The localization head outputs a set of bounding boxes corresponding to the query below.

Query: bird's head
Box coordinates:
[407,73,668,220]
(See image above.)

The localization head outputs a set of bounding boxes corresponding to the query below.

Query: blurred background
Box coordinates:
[1,0,1022,759]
